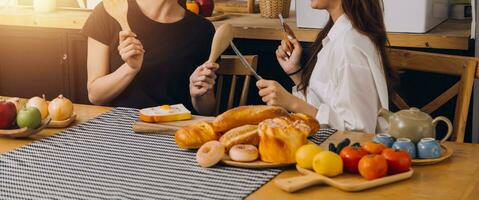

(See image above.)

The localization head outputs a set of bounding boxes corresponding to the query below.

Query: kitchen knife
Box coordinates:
[230,42,263,80]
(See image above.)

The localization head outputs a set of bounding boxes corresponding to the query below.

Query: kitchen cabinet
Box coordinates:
[0,26,89,104]
[0,27,69,100]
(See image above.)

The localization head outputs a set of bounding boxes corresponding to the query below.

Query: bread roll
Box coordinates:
[219,125,259,150]
[258,117,310,163]
[175,121,218,149]
[289,113,320,136]
[212,105,288,132]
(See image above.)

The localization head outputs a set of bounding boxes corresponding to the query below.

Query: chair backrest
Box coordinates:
[388,49,478,143]
[215,55,259,115]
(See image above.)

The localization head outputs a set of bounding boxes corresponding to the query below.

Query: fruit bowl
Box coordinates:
[48,114,76,128]
[0,118,51,138]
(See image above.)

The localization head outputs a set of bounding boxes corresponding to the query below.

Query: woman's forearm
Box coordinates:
[88,63,138,105]
[191,90,217,116]
[289,96,318,117]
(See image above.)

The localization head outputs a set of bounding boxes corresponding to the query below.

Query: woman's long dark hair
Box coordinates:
[299,0,398,95]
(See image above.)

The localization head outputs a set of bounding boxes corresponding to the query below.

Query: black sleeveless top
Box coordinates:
[82,0,215,110]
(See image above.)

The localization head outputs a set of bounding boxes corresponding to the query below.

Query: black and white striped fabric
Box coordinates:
[0,108,336,200]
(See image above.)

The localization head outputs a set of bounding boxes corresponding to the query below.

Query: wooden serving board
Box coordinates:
[48,114,77,128]
[275,165,414,193]
[412,144,453,166]
[206,13,228,21]
[0,118,51,138]
[132,115,215,134]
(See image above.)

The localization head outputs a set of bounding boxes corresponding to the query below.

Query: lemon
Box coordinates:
[313,151,343,177]
[296,144,323,169]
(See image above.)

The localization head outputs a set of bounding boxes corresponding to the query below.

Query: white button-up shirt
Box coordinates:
[293,15,389,133]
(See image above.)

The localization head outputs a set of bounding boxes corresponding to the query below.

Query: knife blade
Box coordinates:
[230,42,263,80]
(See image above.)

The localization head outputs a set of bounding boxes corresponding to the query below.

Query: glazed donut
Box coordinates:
[196,141,226,168]
[229,144,259,162]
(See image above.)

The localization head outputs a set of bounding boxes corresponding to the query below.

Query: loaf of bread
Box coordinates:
[219,125,259,150]
[175,121,218,149]
[212,105,289,133]
[258,117,310,163]
[289,113,320,136]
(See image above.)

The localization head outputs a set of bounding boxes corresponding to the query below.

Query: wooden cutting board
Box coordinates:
[275,165,414,193]
[132,116,215,135]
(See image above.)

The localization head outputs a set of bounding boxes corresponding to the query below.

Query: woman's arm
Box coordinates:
[87,31,145,105]
[257,80,318,117]
[276,39,303,86]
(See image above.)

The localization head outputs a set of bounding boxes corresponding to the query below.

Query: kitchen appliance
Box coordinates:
[296,0,449,33]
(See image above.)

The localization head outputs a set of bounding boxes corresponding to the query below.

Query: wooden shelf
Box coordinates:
[0,7,472,50]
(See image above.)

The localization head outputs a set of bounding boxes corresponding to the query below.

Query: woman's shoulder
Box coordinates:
[185,11,215,34]
[337,30,379,66]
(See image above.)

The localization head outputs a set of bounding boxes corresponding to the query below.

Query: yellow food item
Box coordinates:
[296,144,323,170]
[258,117,310,163]
[212,105,289,133]
[139,104,192,123]
[186,0,200,15]
[26,95,48,120]
[48,94,74,121]
[313,151,343,177]
[289,113,320,136]
[219,125,259,151]
[175,121,218,149]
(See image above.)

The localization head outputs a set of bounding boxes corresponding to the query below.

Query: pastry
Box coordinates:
[219,125,259,150]
[196,141,225,168]
[258,117,311,163]
[229,144,259,162]
[139,104,192,123]
[289,113,320,135]
[212,105,288,132]
[175,121,218,149]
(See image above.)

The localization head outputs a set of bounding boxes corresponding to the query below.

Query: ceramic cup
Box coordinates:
[392,138,416,159]
[373,133,395,148]
[417,138,442,159]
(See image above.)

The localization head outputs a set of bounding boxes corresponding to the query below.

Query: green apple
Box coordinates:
[16,107,42,129]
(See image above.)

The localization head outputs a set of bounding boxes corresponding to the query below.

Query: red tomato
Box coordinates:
[363,141,387,154]
[381,148,411,175]
[339,146,368,174]
[358,154,388,180]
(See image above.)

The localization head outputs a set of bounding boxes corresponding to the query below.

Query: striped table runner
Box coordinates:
[0,108,336,199]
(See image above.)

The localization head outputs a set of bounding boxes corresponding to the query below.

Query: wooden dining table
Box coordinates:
[0,103,478,200]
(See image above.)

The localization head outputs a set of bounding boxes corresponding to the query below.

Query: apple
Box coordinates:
[195,0,214,17]
[0,101,17,129]
[16,107,42,129]
[6,97,25,112]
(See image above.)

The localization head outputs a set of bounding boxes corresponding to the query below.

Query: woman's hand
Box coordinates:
[190,62,219,98]
[118,30,145,73]
[276,39,303,74]
[257,80,296,109]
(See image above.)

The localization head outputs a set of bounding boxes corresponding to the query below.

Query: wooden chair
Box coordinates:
[215,55,259,115]
[388,49,478,143]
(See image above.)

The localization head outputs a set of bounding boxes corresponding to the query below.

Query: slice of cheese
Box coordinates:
[139,104,192,123]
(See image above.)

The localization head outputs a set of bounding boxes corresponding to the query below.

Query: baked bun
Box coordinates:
[213,105,288,133]
[258,117,310,163]
[289,113,320,136]
[229,144,259,162]
[219,125,259,150]
[175,121,218,149]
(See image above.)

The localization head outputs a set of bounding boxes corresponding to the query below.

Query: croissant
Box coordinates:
[258,117,310,163]
[175,121,218,149]
[212,105,289,133]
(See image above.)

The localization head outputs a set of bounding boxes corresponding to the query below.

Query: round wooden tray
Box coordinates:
[412,143,453,166]
[222,156,295,169]
[206,13,228,21]
[0,118,51,138]
[48,114,77,128]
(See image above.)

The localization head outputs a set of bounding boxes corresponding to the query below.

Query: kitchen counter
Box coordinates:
[1,101,479,200]
[0,7,472,50]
